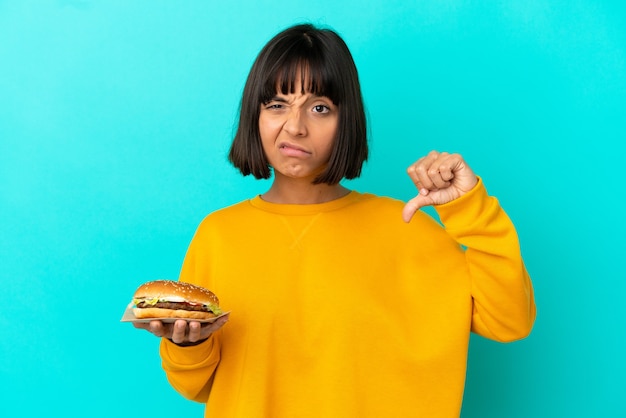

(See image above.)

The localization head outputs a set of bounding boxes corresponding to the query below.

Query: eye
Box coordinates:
[265,102,284,110]
[312,104,330,114]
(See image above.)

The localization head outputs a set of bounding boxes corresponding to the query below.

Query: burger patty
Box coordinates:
[136,301,210,312]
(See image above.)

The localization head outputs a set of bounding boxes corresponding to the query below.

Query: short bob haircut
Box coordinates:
[228,23,368,185]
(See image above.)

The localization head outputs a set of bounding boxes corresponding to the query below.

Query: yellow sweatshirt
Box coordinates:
[159,179,535,417]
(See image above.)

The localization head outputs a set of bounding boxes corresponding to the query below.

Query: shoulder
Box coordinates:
[343,192,458,252]
[193,198,257,234]
[355,192,402,207]
[347,192,442,228]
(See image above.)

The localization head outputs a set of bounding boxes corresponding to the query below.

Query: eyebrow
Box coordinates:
[267,96,288,102]
[262,93,336,108]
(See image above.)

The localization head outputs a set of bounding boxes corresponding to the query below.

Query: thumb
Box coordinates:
[402,194,431,223]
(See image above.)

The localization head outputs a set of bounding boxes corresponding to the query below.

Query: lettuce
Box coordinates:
[208,303,223,315]
[132,297,159,307]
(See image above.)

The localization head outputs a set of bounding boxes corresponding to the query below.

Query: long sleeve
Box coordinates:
[435,178,536,342]
[156,190,534,417]
[159,333,222,403]
[158,223,223,403]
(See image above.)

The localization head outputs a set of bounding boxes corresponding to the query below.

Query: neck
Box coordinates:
[261,175,350,204]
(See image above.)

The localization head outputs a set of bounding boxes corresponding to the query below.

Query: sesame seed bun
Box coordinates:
[132,280,221,320]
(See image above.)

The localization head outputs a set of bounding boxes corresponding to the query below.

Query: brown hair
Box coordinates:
[228,23,368,185]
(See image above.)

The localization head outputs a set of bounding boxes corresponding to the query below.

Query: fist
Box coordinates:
[402,151,478,222]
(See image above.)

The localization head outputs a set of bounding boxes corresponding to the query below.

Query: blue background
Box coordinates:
[1,1,625,416]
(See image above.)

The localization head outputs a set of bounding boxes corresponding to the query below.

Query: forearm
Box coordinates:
[436,178,536,342]
[159,332,221,402]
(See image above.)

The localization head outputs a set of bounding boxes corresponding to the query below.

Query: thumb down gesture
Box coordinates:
[402,151,478,223]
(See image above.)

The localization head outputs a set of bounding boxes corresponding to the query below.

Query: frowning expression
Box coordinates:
[259,86,338,182]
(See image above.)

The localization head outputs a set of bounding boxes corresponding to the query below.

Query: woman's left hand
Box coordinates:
[402,151,478,222]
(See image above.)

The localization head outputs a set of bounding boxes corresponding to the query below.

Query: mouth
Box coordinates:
[278,142,311,157]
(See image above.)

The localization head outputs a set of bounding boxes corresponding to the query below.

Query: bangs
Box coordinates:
[260,48,340,104]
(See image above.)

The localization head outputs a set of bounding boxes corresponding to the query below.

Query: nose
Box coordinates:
[282,108,307,137]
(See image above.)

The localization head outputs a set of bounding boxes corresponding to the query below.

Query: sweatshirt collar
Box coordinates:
[249,191,362,215]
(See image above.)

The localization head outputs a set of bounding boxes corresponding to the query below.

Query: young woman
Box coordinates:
[134,23,535,417]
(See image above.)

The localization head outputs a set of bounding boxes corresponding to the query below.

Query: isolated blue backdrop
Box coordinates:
[1,1,625,417]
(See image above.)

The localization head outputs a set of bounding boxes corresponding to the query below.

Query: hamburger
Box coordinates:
[132,280,223,320]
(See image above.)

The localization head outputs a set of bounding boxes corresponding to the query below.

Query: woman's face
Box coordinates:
[258,79,338,182]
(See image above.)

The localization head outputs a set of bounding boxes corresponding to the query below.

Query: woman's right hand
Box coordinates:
[133,313,230,345]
